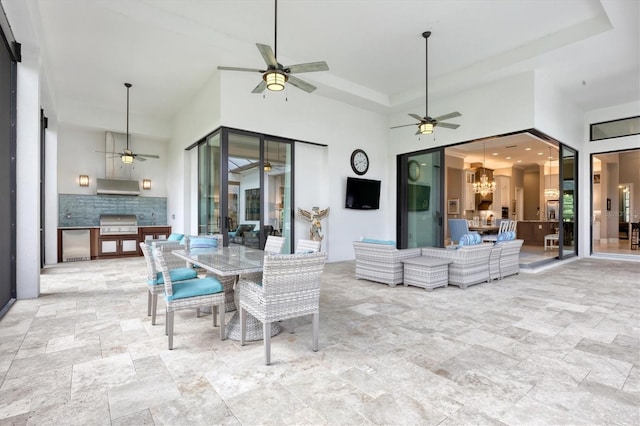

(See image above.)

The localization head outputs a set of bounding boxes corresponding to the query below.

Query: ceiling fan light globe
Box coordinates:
[263,162,272,172]
[265,71,287,91]
[419,122,434,134]
[121,154,134,164]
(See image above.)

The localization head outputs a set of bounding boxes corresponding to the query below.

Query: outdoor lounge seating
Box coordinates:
[353,240,421,287]
[237,251,327,365]
[421,244,493,289]
[495,239,524,279]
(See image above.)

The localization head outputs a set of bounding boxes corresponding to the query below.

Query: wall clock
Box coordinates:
[350,149,369,175]
[408,160,421,182]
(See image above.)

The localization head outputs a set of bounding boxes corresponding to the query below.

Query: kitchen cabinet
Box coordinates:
[462,170,476,211]
[492,175,510,209]
[137,226,172,255]
[97,235,140,258]
[516,221,557,246]
[138,226,172,243]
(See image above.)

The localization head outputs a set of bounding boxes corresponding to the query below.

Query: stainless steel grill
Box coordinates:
[99,214,138,235]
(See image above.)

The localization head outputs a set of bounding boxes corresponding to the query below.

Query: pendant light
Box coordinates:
[473,142,495,196]
[544,146,559,198]
[121,83,134,164]
[264,141,272,172]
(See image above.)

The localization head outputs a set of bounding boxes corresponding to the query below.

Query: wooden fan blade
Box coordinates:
[252,80,267,93]
[390,123,417,129]
[433,111,461,121]
[288,75,316,93]
[217,66,264,73]
[408,113,424,121]
[437,122,460,129]
[286,61,329,73]
[256,43,278,68]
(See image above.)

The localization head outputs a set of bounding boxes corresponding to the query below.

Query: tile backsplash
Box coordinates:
[59,194,167,227]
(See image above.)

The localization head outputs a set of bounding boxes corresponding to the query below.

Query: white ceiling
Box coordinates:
[3,0,639,145]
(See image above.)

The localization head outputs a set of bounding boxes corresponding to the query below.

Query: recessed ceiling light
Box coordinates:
[537,152,543,155]
[492,152,498,156]
[525,148,531,151]
[506,156,511,160]
[517,160,522,163]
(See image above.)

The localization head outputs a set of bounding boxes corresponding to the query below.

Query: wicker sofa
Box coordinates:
[353,240,421,287]
[495,239,524,279]
[421,244,493,289]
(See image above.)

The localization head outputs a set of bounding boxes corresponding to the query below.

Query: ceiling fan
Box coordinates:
[217,0,329,94]
[96,83,160,163]
[390,31,461,135]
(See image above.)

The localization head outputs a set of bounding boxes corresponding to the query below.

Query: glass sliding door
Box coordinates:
[198,132,221,235]
[227,131,262,247]
[559,144,577,258]
[264,139,293,253]
[397,149,444,248]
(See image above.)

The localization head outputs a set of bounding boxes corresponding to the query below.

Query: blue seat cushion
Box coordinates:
[166,276,223,301]
[148,267,198,285]
[167,233,184,241]
[361,238,396,245]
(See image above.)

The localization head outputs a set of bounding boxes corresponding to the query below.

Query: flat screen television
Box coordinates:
[407,184,430,211]
[345,177,381,210]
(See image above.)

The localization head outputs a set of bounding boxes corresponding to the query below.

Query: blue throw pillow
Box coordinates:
[190,237,218,249]
[167,233,183,241]
[459,233,481,246]
[361,238,396,245]
[497,232,509,242]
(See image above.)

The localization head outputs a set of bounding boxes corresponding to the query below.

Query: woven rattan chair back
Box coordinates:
[264,235,285,254]
[295,239,321,253]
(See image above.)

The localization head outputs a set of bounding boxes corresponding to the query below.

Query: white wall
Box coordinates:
[57,125,169,197]
[169,71,221,234]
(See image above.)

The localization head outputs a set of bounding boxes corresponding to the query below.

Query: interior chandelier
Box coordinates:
[544,146,559,198]
[473,142,495,196]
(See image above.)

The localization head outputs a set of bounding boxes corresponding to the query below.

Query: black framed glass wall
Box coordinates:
[591,148,640,256]
[559,144,577,259]
[0,6,19,316]
[193,127,295,253]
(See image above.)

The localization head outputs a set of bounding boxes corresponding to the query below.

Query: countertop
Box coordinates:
[58,224,170,229]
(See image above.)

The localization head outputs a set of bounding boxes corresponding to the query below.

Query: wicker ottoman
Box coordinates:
[402,257,452,291]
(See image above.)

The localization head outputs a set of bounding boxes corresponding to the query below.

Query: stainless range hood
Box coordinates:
[96,178,140,196]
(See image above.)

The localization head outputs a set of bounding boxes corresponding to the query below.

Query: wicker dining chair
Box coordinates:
[295,239,321,253]
[140,242,197,325]
[237,251,327,365]
[153,247,226,349]
[482,219,510,243]
[264,235,285,254]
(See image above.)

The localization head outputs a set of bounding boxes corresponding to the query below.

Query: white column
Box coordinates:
[44,124,58,265]
[16,46,41,298]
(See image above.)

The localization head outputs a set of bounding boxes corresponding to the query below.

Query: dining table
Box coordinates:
[172,246,282,341]
[468,224,499,234]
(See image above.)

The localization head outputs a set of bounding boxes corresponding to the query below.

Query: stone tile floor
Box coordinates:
[0,257,638,425]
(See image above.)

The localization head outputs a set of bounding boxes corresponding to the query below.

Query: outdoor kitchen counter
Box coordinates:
[57,225,171,261]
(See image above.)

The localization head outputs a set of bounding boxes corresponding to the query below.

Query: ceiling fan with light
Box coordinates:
[96,83,160,163]
[217,0,329,94]
[391,31,461,135]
